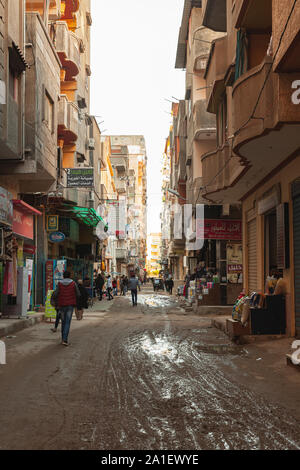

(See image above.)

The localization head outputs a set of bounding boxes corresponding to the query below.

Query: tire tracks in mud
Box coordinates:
[90,296,300,450]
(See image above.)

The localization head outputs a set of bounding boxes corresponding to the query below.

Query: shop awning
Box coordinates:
[12,200,42,216]
[71,207,107,229]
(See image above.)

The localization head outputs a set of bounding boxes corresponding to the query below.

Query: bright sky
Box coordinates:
[90,0,185,234]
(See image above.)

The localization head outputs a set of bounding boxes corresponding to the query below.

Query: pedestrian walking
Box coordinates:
[75,279,89,320]
[112,278,118,296]
[51,308,61,333]
[106,275,114,300]
[51,271,81,346]
[169,277,174,295]
[95,273,104,300]
[128,272,140,306]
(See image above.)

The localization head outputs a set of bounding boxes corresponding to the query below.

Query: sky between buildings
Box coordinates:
[90,0,185,233]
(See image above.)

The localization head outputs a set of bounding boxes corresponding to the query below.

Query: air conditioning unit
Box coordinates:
[87,138,95,150]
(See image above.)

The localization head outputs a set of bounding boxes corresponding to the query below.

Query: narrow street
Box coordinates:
[1,286,300,451]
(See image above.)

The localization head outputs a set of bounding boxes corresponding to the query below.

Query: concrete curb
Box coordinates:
[0,313,45,339]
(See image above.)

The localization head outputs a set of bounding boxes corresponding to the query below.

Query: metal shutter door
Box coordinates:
[248,219,257,294]
[293,195,300,334]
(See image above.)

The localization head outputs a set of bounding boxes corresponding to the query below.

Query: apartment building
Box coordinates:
[147,233,162,276]
[200,0,300,336]
[0,1,103,313]
[110,135,147,276]
[162,0,242,305]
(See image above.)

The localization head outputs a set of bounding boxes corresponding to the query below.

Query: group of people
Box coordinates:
[51,270,143,346]
[94,273,133,300]
[151,275,174,295]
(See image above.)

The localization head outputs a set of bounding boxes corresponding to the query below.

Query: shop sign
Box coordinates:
[227,243,243,283]
[197,219,242,240]
[13,208,34,239]
[45,260,54,293]
[53,260,66,289]
[23,243,36,255]
[47,215,59,232]
[0,187,13,226]
[49,232,65,243]
[66,168,94,188]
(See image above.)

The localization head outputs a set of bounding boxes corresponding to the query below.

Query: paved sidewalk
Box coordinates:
[0,297,115,339]
[0,313,45,339]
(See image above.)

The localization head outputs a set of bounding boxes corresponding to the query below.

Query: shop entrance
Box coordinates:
[292,181,300,337]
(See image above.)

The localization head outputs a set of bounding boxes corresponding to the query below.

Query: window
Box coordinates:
[44,91,54,133]
[9,67,19,103]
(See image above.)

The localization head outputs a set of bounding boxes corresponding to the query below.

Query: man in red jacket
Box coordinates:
[53,271,80,346]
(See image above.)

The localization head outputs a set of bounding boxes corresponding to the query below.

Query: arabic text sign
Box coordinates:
[66,168,94,188]
[196,219,242,240]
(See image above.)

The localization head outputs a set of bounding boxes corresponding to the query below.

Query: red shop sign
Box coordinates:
[197,219,242,241]
[13,208,34,239]
[45,260,54,293]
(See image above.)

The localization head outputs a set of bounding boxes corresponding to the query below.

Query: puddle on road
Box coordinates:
[140,334,178,360]
[138,295,175,309]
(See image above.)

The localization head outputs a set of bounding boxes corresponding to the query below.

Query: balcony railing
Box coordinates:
[58,95,78,143]
[55,22,80,80]
[26,0,61,20]
[273,0,300,72]
[233,0,272,30]
[193,99,216,140]
[115,180,127,193]
[205,36,228,114]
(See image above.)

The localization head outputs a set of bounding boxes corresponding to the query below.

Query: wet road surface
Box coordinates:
[0,288,300,450]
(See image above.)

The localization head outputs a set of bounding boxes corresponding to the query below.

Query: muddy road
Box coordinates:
[0,288,300,450]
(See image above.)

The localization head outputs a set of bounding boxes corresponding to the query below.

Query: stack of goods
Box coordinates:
[232,293,251,326]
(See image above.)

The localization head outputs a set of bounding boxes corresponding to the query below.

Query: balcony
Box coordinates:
[201,144,246,202]
[273,0,300,72]
[234,0,272,31]
[193,27,224,72]
[193,99,216,141]
[111,156,127,172]
[203,57,300,203]
[115,179,127,194]
[116,248,127,260]
[60,0,80,31]
[58,95,78,145]
[26,0,61,20]
[55,22,80,80]
[205,36,228,113]
[202,0,227,32]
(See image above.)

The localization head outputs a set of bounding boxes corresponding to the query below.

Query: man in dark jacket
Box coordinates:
[52,271,80,346]
[95,273,105,301]
[76,279,89,320]
[128,273,140,306]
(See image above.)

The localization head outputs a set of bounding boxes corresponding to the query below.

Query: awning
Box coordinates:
[71,207,107,229]
[13,200,42,216]
[9,41,29,76]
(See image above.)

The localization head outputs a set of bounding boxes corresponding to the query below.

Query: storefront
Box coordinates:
[0,187,14,315]
[1,198,41,317]
[189,219,243,306]
[292,179,300,337]
[242,156,300,337]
